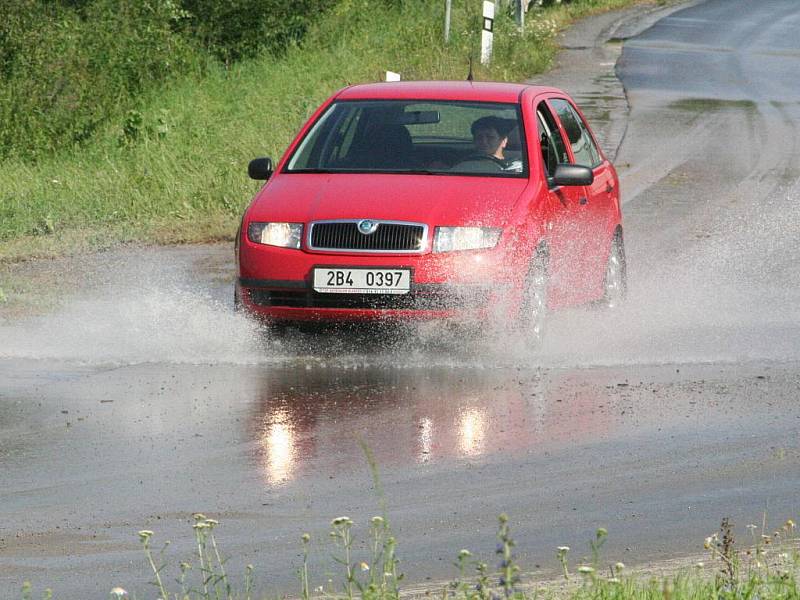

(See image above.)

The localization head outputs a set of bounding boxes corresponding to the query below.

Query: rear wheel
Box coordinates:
[519,250,548,347]
[603,234,627,308]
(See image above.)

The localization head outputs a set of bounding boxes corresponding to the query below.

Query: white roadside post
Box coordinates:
[444,0,452,43]
[515,0,525,30]
[385,71,401,82]
[480,1,495,65]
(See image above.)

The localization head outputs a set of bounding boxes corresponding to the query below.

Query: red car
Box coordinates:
[235,81,624,343]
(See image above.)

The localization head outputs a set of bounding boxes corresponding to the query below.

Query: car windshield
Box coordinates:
[286,100,527,177]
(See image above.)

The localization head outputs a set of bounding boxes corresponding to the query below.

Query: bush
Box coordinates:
[0,0,198,159]
[0,0,331,160]
[179,0,322,63]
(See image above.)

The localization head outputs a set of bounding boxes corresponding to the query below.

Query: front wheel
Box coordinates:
[602,234,627,308]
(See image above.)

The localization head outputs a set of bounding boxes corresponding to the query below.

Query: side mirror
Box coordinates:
[248,157,273,180]
[549,163,594,187]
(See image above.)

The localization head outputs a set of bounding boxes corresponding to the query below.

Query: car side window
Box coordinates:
[549,98,602,168]
[535,102,569,176]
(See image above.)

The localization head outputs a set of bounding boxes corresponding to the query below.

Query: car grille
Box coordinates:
[309,221,426,252]
[248,287,489,311]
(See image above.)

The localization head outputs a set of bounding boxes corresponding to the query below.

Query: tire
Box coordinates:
[602,233,627,308]
[519,250,549,347]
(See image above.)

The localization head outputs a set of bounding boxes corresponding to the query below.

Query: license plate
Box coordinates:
[313,268,411,294]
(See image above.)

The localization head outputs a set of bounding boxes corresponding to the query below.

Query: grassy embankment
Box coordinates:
[0,0,648,264]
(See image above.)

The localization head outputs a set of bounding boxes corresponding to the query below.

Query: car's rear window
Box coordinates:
[285,100,527,177]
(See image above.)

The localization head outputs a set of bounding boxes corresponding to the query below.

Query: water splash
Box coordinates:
[0,285,266,365]
[2,170,799,371]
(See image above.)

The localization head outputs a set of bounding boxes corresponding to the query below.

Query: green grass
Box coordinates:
[18,514,800,600]
[0,0,649,262]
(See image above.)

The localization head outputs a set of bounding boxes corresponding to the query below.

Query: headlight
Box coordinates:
[247,222,303,249]
[433,227,502,253]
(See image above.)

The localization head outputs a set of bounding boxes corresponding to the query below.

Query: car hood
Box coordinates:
[247,173,528,227]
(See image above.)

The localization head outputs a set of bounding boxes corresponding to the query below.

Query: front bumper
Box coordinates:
[237,242,525,323]
[238,278,509,322]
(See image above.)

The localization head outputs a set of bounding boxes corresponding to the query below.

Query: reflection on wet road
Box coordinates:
[248,366,616,486]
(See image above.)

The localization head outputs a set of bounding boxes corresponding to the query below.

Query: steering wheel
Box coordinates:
[453,154,505,171]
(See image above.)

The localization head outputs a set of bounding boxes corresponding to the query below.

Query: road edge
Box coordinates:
[527,0,703,162]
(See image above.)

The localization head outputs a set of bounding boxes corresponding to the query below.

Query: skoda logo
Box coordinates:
[357,219,379,235]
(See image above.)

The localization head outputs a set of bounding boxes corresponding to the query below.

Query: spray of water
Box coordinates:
[1,172,798,370]
[536,175,800,367]
[0,285,266,365]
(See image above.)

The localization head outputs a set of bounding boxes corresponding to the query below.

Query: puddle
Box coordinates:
[669,98,758,112]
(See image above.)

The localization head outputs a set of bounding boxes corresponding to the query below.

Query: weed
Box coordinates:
[138,529,169,599]
[556,546,570,580]
[704,517,739,591]
[450,548,474,597]
[120,111,145,147]
[496,513,522,598]
[301,533,312,600]
[330,516,357,600]
[589,527,608,571]
[719,517,737,586]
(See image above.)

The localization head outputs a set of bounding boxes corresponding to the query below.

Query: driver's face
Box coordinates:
[473,126,504,156]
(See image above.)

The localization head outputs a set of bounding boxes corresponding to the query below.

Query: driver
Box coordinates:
[453,116,522,172]
[471,116,509,161]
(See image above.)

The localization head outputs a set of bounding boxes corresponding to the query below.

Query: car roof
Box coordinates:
[335,81,563,103]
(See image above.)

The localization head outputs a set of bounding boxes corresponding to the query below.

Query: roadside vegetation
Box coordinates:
[19,513,800,600]
[0,0,650,263]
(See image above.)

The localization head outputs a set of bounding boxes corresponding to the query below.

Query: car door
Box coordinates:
[548,97,616,298]
[533,99,589,307]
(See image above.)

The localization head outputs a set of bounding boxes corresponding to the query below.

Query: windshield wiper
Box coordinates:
[395,168,441,175]
[289,167,447,175]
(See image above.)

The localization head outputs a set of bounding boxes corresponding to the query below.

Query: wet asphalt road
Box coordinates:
[2,1,800,597]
